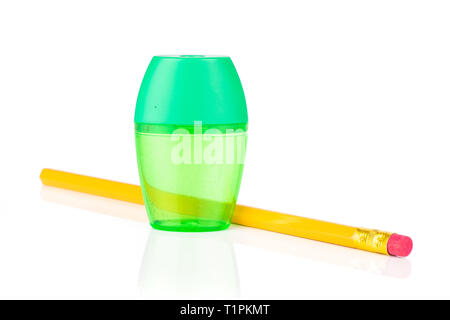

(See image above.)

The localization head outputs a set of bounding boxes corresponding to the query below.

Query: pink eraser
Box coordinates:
[387,233,413,257]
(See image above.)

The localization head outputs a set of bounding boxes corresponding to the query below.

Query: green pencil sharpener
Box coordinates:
[135,55,248,232]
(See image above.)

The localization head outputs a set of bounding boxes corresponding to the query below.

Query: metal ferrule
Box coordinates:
[353,228,392,255]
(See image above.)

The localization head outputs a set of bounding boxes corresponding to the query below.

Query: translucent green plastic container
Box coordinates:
[135,56,248,232]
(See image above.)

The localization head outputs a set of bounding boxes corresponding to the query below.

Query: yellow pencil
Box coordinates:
[39,168,413,257]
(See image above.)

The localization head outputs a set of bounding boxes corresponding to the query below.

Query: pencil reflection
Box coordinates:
[40,185,147,223]
[40,185,240,298]
[40,185,411,281]
[228,225,411,279]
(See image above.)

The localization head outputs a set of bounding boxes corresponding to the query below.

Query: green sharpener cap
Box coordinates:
[135,55,248,125]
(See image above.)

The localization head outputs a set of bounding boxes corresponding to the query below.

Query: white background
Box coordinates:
[1,0,449,299]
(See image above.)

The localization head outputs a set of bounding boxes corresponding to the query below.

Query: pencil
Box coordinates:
[39,168,413,257]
